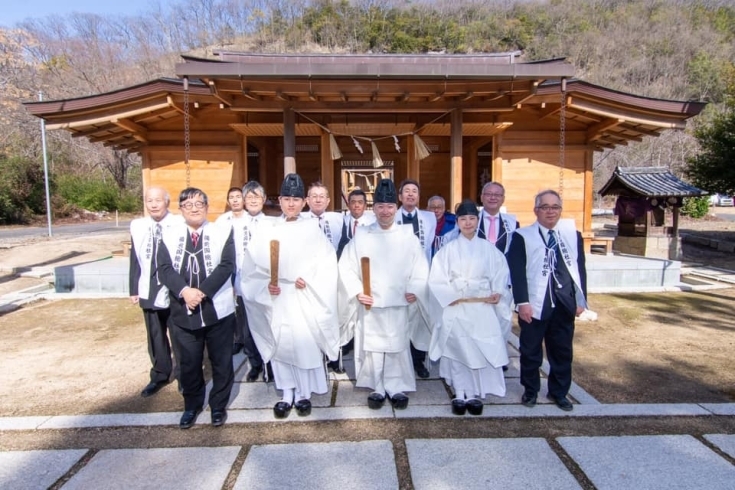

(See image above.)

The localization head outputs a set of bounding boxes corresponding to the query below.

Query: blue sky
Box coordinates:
[1,0,177,27]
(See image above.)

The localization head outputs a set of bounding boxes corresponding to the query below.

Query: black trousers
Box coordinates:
[410,342,426,368]
[172,314,235,412]
[518,306,575,398]
[235,296,263,369]
[142,308,179,384]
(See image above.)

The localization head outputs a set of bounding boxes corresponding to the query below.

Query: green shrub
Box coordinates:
[56,174,142,213]
[0,156,50,224]
[680,196,710,218]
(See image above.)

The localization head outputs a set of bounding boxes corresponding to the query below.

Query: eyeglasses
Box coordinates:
[180,201,206,210]
[536,205,562,212]
[308,194,328,199]
[482,193,504,198]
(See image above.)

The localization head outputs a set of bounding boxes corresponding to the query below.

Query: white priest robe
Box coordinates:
[338,223,432,396]
[428,234,512,399]
[240,217,339,398]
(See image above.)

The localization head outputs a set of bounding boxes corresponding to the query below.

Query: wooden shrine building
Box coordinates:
[24,52,706,239]
[599,166,707,259]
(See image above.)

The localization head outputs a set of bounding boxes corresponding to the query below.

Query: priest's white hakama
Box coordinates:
[338,223,431,396]
[240,217,339,398]
[428,234,512,399]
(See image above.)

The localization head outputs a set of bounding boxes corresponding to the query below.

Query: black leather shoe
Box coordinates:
[294,399,312,416]
[466,398,484,416]
[246,366,263,382]
[273,401,292,419]
[367,392,386,409]
[179,409,202,429]
[389,393,409,410]
[521,391,537,408]
[549,395,574,411]
[451,398,467,416]
[211,409,227,427]
[140,380,169,398]
[502,365,509,372]
[415,366,430,379]
[232,343,244,356]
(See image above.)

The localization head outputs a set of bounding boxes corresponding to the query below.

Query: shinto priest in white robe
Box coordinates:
[240,217,339,398]
[428,233,512,399]
[338,222,432,396]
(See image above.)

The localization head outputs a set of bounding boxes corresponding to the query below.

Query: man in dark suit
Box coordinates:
[157,187,237,429]
[506,189,587,411]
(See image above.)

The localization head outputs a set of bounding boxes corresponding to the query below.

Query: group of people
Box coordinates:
[129,174,587,428]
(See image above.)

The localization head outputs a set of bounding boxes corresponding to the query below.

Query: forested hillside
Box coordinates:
[1,0,734,222]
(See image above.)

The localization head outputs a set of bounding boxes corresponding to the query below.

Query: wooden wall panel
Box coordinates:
[147,149,238,219]
[500,149,587,228]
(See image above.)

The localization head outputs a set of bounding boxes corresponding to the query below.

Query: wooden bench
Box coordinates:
[582,232,615,255]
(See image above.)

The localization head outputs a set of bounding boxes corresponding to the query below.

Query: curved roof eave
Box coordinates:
[538,79,707,117]
[23,78,209,117]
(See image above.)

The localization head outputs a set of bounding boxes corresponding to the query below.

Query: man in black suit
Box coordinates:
[157,187,237,428]
[506,189,587,411]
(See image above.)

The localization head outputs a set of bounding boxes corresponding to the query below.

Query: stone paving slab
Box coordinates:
[700,403,735,415]
[704,434,735,459]
[63,447,240,490]
[406,438,581,489]
[0,416,51,431]
[235,440,398,490]
[229,381,333,409]
[558,435,735,490]
[0,402,716,431]
[37,412,181,430]
[0,449,87,490]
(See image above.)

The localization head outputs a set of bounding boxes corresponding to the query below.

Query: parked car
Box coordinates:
[710,194,734,206]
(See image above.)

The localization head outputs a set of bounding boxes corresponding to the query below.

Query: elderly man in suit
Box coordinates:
[506,189,587,412]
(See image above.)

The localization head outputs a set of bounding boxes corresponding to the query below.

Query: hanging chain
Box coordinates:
[558,78,566,197]
[183,77,191,188]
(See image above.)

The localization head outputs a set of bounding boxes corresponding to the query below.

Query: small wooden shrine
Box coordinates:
[599,166,707,259]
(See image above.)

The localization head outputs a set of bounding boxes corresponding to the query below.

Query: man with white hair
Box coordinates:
[129,186,182,398]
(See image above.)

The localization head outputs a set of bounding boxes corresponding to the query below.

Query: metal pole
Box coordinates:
[39,91,53,237]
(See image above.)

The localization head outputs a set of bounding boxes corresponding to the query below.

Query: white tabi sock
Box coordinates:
[281,388,294,405]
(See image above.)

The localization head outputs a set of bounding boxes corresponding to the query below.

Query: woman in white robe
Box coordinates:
[428,199,512,415]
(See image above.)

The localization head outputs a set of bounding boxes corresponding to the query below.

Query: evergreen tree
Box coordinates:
[687,68,735,195]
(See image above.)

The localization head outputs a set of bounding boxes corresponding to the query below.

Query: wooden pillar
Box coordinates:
[257,140,269,195]
[582,148,594,233]
[406,134,419,181]
[240,135,249,184]
[283,108,296,175]
[450,109,463,210]
[492,134,503,183]
[320,132,335,211]
[672,206,679,237]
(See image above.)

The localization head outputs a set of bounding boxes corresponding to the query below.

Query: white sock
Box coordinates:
[281,388,294,404]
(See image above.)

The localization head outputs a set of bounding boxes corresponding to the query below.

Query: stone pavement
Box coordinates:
[1,338,734,489]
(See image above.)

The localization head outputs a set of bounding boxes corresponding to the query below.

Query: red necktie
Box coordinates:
[191,231,199,249]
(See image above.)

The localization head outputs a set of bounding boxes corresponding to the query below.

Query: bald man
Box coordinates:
[129,187,182,398]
